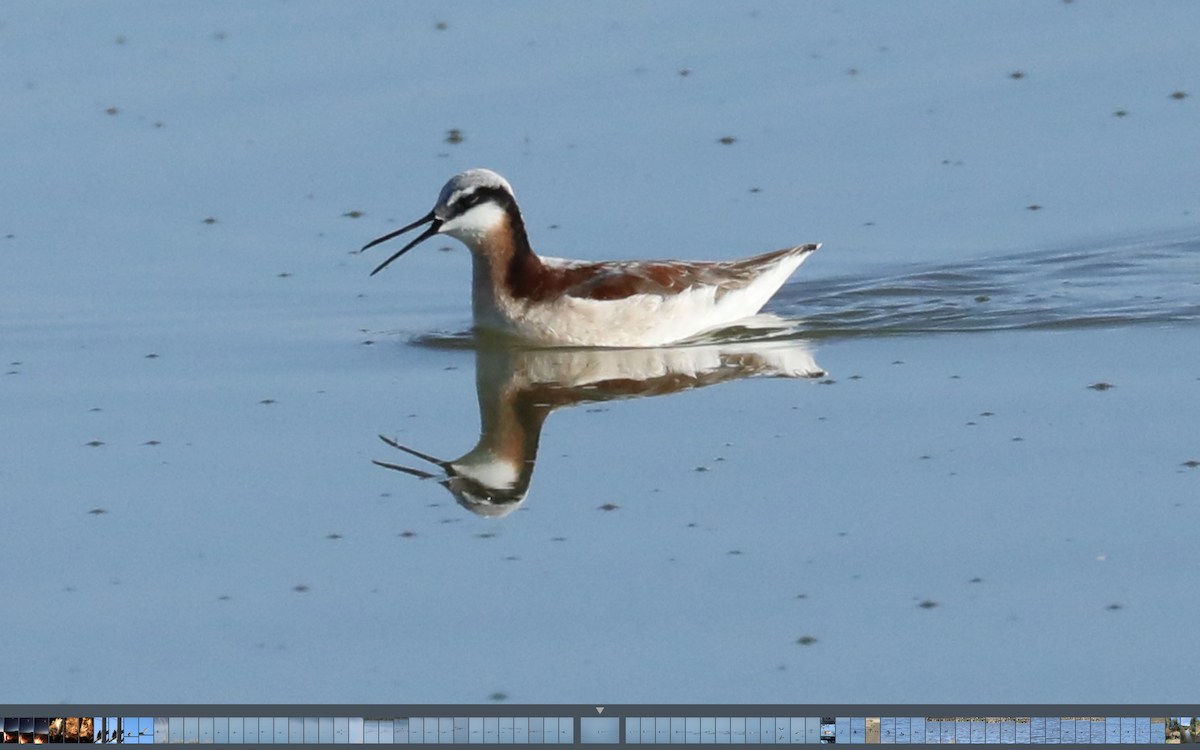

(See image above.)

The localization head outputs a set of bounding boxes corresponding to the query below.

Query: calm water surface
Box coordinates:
[2,1,1198,706]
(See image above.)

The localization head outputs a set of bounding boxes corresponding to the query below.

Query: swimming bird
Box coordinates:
[362,169,818,347]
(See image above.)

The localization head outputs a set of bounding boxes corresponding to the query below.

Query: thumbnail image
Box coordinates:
[1168,717,1199,744]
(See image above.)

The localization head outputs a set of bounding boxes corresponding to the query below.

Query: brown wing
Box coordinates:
[558,247,810,301]
[512,246,814,303]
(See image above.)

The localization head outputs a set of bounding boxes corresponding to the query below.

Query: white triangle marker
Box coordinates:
[596,707,604,714]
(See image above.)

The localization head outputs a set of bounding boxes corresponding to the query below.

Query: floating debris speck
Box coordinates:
[717,136,737,145]
[918,600,938,609]
[1087,382,1114,391]
[1170,91,1188,100]
[343,210,364,219]
[446,128,464,144]
[599,503,619,512]
[796,635,818,646]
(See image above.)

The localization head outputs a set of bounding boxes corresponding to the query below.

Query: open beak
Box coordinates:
[372,434,451,479]
[362,209,443,276]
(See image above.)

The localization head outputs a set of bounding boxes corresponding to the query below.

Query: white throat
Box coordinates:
[440,202,507,248]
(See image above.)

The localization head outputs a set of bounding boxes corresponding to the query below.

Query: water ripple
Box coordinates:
[778,234,1200,338]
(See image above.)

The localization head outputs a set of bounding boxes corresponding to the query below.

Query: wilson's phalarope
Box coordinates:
[375,340,824,516]
[362,169,819,347]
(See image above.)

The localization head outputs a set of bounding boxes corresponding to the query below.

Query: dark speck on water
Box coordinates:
[342,210,363,218]
[1087,382,1114,391]
[445,129,464,144]
[1183,460,1199,468]
[717,136,736,145]
[202,217,216,224]
[293,584,309,592]
[599,503,618,512]
[919,600,938,609]
[88,508,106,515]
[1170,91,1188,100]
[796,635,818,646]
[86,440,103,447]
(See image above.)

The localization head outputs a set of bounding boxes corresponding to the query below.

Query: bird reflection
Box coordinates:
[375,335,824,517]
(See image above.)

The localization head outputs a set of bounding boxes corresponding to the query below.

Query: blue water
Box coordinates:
[2,1,1198,707]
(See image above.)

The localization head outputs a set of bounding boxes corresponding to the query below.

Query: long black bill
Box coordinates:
[362,209,442,276]
[377,435,448,469]
[372,434,450,480]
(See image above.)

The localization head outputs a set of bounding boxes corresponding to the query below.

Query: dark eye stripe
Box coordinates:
[451,186,512,215]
